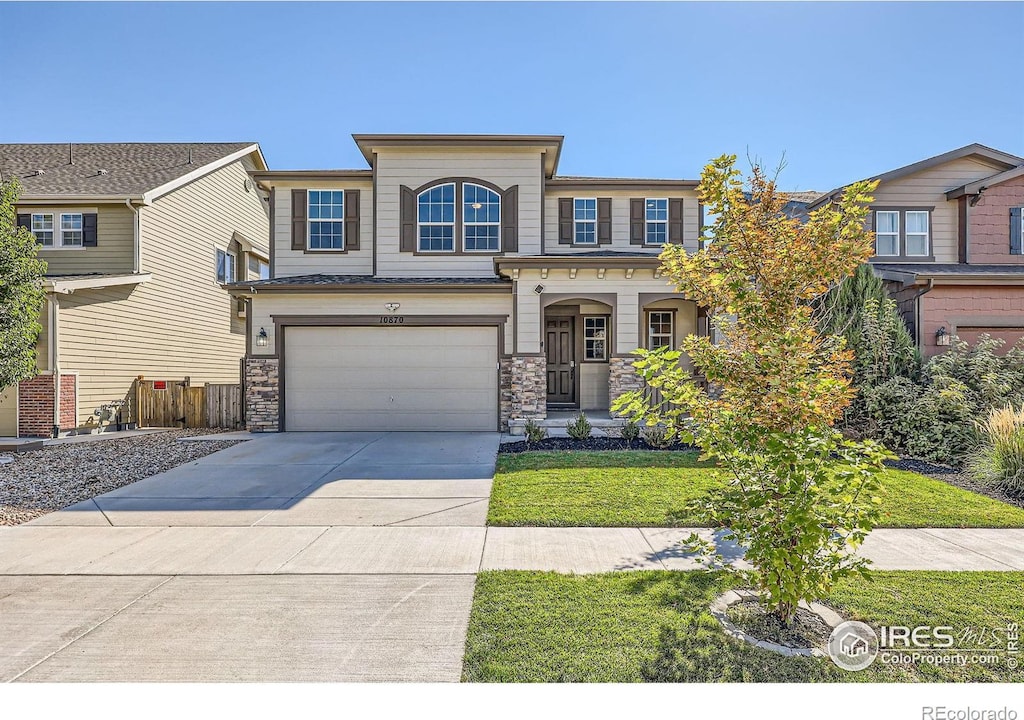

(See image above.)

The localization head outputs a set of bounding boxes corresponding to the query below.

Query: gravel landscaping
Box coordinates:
[0,429,243,525]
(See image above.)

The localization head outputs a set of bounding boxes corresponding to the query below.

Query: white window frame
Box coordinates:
[417,182,456,253]
[573,198,598,245]
[645,198,669,246]
[874,210,900,257]
[1016,207,1024,255]
[31,213,54,247]
[215,248,236,284]
[59,212,83,248]
[904,210,930,257]
[462,182,501,253]
[307,189,345,251]
[582,316,609,362]
[647,310,674,350]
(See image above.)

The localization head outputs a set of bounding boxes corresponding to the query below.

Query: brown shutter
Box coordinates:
[630,198,645,245]
[558,197,573,244]
[82,213,98,247]
[16,214,31,230]
[400,185,416,252]
[501,185,519,253]
[344,189,360,251]
[597,197,612,245]
[668,198,684,244]
[291,189,307,250]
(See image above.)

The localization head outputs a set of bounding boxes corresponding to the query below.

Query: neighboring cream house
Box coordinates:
[810,144,1024,356]
[0,143,270,437]
[231,134,709,432]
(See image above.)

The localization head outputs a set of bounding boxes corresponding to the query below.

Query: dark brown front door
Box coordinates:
[545,317,576,406]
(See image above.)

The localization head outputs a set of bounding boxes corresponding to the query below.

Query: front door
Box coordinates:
[545,317,576,406]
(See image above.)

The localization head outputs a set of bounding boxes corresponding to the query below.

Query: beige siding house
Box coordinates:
[810,144,1024,357]
[1,143,269,437]
[233,134,708,433]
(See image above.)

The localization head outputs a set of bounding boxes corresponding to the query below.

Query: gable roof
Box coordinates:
[808,143,1024,209]
[0,142,267,202]
[352,134,564,176]
[946,163,1024,199]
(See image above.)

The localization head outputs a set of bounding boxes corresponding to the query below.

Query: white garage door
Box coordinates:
[284,326,498,431]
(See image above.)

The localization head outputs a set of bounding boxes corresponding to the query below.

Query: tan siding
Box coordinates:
[375,149,544,277]
[272,180,374,277]
[0,384,17,436]
[23,204,135,275]
[580,363,609,410]
[543,190,701,254]
[872,157,1010,263]
[57,158,269,425]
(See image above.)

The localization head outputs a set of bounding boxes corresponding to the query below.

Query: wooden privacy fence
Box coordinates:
[135,378,243,429]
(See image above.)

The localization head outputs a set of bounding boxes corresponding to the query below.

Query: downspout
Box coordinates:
[125,199,141,273]
[47,294,61,436]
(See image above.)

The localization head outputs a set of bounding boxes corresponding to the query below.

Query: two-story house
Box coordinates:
[0,143,270,437]
[809,144,1024,356]
[231,134,708,433]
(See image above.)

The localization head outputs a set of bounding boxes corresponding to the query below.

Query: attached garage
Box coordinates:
[283,324,499,431]
[953,326,1024,353]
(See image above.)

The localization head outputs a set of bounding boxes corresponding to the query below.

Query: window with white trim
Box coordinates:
[645,198,668,245]
[647,311,674,349]
[215,248,236,284]
[418,183,456,252]
[308,190,344,250]
[874,211,900,256]
[31,213,54,247]
[463,183,501,252]
[583,316,608,361]
[574,198,597,244]
[60,213,83,247]
[904,211,929,256]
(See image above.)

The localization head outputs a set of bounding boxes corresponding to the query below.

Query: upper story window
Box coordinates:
[249,256,270,280]
[574,198,597,245]
[418,183,456,252]
[463,184,501,252]
[215,248,236,284]
[308,190,344,250]
[60,213,83,247]
[873,208,931,258]
[1010,207,1022,255]
[645,199,668,245]
[31,213,54,246]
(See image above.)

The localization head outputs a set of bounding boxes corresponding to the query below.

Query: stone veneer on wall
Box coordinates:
[509,354,546,423]
[244,357,279,432]
[608,355,644,415]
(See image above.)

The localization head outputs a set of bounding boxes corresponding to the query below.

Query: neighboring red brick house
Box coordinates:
[811,144,1024,357]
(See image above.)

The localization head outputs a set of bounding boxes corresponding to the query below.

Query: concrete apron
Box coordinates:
[0,431,499,683]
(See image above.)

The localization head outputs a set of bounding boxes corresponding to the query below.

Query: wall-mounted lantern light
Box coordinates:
[256,327,269,348]
[385,302,401,313]
[935,326,950,346]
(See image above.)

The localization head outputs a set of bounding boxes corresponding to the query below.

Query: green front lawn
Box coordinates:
[488,451,1024,528]
[462,570,1024,682]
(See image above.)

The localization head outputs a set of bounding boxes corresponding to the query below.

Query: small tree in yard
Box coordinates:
[612,155,892,624]
[0,178,47,389]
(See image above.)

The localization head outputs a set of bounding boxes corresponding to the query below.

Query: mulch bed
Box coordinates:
[499,437,700,454]
[726,599,833,650]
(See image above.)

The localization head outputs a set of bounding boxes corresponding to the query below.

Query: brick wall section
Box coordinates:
[244,357,279,432]
[608,355,644,416]
[509,355,546,422]
[968,174,1024,264]
[18,374,53,437]
[59,374,77,429]
[921,285,1024,356]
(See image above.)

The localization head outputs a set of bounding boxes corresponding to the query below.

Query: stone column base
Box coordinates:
[608,355,644,416]
[509,354,547,427]
[244,357,280,432]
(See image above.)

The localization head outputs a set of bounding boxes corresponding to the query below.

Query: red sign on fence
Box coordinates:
[153,381,167,391]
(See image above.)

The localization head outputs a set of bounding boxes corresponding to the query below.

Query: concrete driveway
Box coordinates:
[0,431,498,682]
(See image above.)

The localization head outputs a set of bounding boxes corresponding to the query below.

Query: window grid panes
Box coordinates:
[645,199,668,245]
[463,183,501,252]
[875,211,899,256]
[583,316,608,361]
[648,311,674,349]
[215,249,236,284]
[574,198,597,244]
[308,190,344,250]
[905,211,929,256]
[31,213,53,246]
[418,183,456,252]
[60,213,83,247]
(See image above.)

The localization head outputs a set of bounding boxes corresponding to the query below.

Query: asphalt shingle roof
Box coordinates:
[227,274,512,289]
[0,142,256,197]
[873,264,1024,276]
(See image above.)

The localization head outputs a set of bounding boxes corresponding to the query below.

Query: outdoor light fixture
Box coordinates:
[256,327,269,348]
[534,284,545,295]
[935,326,951,346]
[385,302,401,313]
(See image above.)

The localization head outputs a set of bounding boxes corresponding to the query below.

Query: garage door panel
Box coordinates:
[284,326,498,431]
[954,327,1024,353]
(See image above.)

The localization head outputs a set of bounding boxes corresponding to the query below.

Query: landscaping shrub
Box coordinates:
[641,424,672,449]
[523,419,547,444]
[967,405,1024,498]
[565,412,592,440]
[619,420,640,443]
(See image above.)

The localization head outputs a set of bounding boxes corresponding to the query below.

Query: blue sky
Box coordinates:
[2,2,1022,190]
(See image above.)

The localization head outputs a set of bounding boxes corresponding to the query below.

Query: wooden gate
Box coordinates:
[135,379,242,429]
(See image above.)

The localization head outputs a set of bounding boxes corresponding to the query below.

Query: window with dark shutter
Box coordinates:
[344,189,360,251]
[501,185,519,253]
[558,197,573,244]
[16,214,30,230]
[1011,207,1023,255]
[668,199,684,244]
[630,199,644,245]
[400,186,416,252]
[291,189,307,250]
[82,213,98,247]
[597,197,612,245]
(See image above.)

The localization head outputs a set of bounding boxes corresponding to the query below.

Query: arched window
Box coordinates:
[417,183,455,252]
[463,183,501,252]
